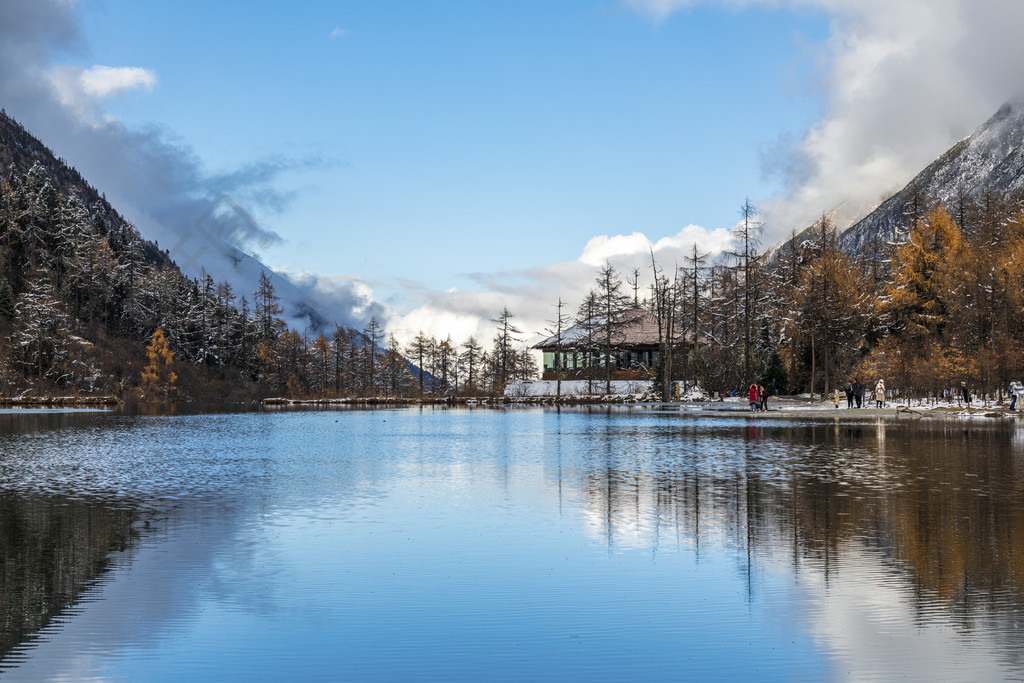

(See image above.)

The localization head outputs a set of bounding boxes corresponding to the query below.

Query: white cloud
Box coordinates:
[625,0,1024,241]
[385,224,731,350]
[49,64,156,123]
[329,27,348,40]
[578,225,732,266]
[78,65,156,97]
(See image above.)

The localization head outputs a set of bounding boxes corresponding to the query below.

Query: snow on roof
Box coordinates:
[533,307,681,350]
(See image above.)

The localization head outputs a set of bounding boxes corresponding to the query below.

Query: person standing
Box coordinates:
[1010,380,1022,411]
[853,378,863,409]
[844,381,854,409]
[961,382,971,407]
[759,385,768,412]
[748,384,759,412]
[875,379,885,409]
[832,387,841,408]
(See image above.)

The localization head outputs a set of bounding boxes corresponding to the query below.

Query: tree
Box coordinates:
[459,336,483,395]
[140,327,178,400]
[332,325,354,395]
[254,271,285,342]
[648,251,678,400]
[544,297,572,400]
[406,331,431,396]
[887,206,963,347]
[11,270,74,384]
[575,291,601,394]
[681,242,709,390]
[726,198,764,387]
[594,262,632,394]
[0,278,14,321]
[789,216,866,395]
[381,334,412,398]
[491,308,523,393]
[310,334,332,397]
[362,317,384,395]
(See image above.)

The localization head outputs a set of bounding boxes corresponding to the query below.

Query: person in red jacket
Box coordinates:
[748,384,759,412]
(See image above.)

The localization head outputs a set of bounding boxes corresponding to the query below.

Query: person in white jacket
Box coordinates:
[1010,381,1023,411]
[874,379,885,409]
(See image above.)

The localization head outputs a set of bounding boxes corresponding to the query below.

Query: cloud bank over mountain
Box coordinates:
[0,0,377,333]
[626,0,1024,239]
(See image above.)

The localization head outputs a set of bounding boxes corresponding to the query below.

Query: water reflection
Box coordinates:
[0,492,139,669]
[0,408,1022,680]
[565,415,1024,678]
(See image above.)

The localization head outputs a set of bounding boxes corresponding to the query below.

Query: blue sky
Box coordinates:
[6,0,1022,342]
[71,0,827,296]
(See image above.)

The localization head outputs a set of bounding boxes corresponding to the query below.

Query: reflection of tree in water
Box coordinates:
[0,493,138,669]
[573,419,1024,618]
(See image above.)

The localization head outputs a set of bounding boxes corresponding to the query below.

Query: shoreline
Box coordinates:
[2,395,1012,420]
[261,396,1022,420]
[0,396,122,407]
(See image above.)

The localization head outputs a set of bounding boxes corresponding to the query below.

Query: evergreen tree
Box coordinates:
[594,262,633,394]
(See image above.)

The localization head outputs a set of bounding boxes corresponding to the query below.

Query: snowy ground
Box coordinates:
[504,379,659,401]
[722,394,1022,417]
[503,380,1022,416]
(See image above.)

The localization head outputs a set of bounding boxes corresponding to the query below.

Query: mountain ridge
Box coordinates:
[839,98,1024,253]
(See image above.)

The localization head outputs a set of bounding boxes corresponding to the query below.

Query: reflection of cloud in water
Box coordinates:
[792,541,1022,680]
[4,410,1024,679]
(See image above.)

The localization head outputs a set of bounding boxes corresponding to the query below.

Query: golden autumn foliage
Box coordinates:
[887,206,964,344]
[853,202,1024,399]
[140,327,177,400]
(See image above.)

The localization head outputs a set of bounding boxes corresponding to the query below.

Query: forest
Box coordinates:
[634,194,1024,401]
[0,160,538,402]
[2,143,1024,404]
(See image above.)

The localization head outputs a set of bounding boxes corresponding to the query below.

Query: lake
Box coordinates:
[1,406,1023,681]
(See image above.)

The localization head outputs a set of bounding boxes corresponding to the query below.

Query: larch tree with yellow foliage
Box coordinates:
[140,327,178,400]
[886,206,964,346]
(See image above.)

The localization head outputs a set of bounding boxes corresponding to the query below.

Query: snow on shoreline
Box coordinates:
[503,381,1022,416]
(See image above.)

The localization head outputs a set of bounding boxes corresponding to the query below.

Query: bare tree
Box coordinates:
[544,297,572,400]
[725,199,764,387]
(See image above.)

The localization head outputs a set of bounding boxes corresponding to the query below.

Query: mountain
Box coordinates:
[839,99,1024,253]
[0,109,171,269]
[0,108,414,401]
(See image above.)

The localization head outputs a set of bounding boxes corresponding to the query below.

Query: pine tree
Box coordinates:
[594,262,632,394]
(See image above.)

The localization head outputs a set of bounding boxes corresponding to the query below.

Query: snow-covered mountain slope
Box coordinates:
[839,99,1024,253]
[0,109,377,334]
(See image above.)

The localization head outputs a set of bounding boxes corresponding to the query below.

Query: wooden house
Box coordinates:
[532,307,671,381]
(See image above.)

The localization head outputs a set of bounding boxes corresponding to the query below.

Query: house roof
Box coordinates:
[533,307,681,350]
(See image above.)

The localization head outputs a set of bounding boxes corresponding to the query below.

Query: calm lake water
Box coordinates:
[1,406,1023,681]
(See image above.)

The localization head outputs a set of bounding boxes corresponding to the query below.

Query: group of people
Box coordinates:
[831,378,886,409]
[747,384,769,412]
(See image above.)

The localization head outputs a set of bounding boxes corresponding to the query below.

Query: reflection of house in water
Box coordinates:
[534,308,684,381]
